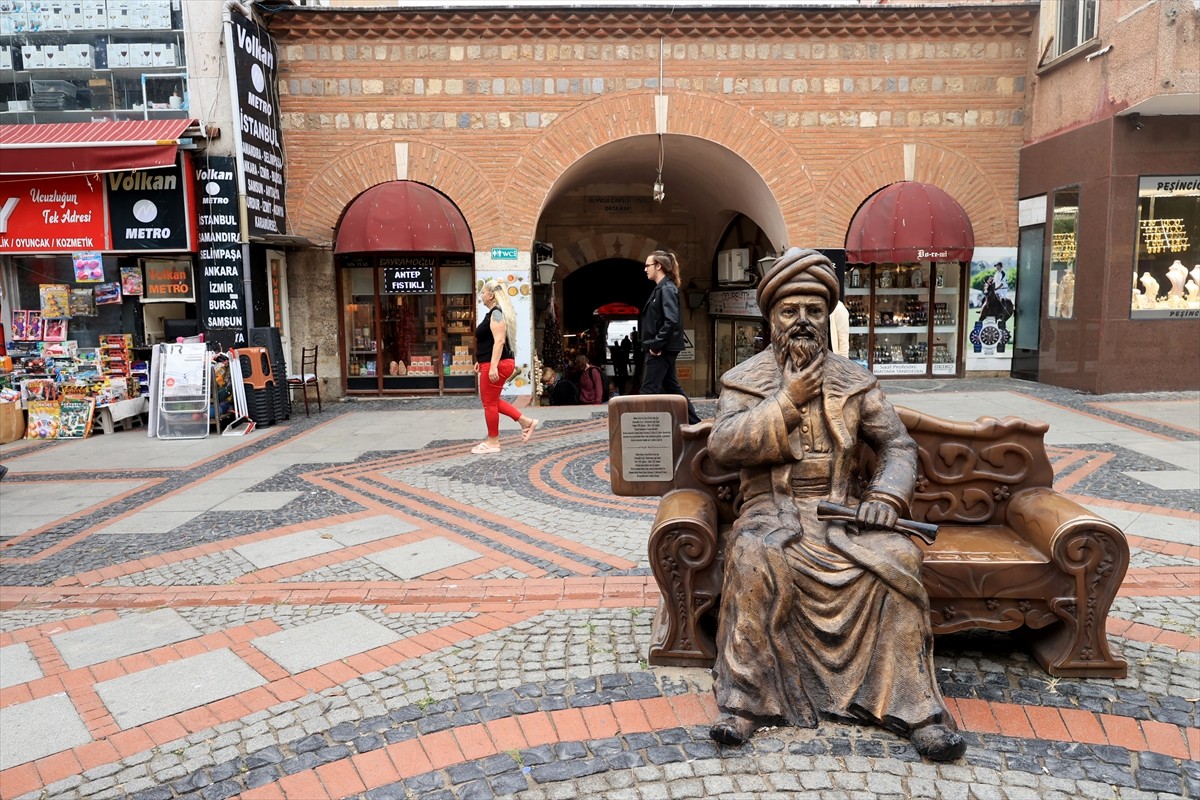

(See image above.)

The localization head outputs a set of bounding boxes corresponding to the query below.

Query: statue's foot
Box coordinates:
[909,723,966,762]
[710,712,757,746]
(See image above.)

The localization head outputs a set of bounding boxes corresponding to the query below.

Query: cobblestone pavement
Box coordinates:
[0,378,1197,800]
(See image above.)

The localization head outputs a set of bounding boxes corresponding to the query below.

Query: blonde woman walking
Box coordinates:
[473,279,538,454]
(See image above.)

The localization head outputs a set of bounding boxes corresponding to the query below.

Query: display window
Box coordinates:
[845,262,963,377]
[713,317,766,383]
[1048,188,1079,320]
[1132,175,1200,320]
[338,254,476,394]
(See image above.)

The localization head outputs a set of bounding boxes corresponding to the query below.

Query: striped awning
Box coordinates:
[0,119,197,175]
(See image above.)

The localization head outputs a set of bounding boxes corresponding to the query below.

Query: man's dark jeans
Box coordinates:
[641,350,700,424]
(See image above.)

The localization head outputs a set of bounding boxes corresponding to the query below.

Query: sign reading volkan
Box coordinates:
[231,13,286,238]
[106,158,196,252]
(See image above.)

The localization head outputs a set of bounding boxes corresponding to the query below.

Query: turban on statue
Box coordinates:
[756,247,840,313]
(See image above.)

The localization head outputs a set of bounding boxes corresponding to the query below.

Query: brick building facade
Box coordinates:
[264,4,1035,398]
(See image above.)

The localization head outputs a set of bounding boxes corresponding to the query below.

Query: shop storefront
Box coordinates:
[1013,117,1200,392]
[844,182,974,378]
[334,181,476,396]
[0,119,201,438]
[708,288,766,390]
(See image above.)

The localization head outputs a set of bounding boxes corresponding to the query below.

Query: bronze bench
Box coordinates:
[608,394,1129,679]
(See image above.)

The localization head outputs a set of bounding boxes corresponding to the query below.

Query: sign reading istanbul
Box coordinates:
[0,174,108,253]
[194,155,247,346]
[230,13,286,238]
[106,160,193,251]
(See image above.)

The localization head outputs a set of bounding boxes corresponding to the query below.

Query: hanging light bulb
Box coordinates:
[653,177,665,203]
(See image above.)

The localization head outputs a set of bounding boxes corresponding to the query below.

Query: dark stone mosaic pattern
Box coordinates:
[1051,443,1200,513]
[327,472,618,578]
[340,728,1197,800]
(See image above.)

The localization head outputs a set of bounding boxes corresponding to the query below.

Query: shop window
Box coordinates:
[1132,175,1200,319]
[1049,0,1098,60]
[1048,188,1079,320]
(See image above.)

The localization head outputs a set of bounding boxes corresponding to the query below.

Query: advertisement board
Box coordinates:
[106,159,195,252]
[194,154,247,346]
[0,174,108,253]
[230,13,286,238]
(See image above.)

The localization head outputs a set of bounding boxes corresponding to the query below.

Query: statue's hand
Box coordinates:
[782,355,824,408]
[856,498,899,531]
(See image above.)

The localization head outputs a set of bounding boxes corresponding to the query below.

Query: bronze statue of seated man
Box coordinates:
[705,247,966,762]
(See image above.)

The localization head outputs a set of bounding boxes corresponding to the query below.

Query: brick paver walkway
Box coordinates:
[0,379,1196,800]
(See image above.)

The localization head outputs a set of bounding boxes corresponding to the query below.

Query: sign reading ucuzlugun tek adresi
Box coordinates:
[230,12,286,238]
[194,155,247,348]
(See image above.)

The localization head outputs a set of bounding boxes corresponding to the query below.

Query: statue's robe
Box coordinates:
[709,350,955,733]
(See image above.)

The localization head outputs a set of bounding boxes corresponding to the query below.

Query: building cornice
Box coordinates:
[262,5,1038,42]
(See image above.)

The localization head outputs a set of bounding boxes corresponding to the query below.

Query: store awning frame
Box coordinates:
[0,119,198,176]
[845,181,975,264]
[335,181,474,255]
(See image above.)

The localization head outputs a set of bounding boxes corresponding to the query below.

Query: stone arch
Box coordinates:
[501,91,811,244]
[289,139,501,245]
[556,232,669,275]
[814,142,1013,249]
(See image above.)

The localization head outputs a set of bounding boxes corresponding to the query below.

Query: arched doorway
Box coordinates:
[533,134,785,398]
[334,181,476,395]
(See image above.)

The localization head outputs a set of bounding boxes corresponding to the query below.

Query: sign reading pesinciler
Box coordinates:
[230,12,286,238]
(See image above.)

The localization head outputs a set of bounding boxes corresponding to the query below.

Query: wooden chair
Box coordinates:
[287,346,322,416]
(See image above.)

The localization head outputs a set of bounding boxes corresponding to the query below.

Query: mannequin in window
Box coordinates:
[1166,261,1188,304]
[1057,271,1076,317]
[1139,272,1160,308]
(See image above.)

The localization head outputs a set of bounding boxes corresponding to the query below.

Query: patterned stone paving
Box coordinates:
[0,379,1196,800]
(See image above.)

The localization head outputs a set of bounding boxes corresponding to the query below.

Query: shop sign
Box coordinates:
[708,290,761,318]
[381,260,435,294]
[142,258,196,302]
[1139,175,1200,197]
[230,12,287,237]
[194,155,247,345]
[490,247,518,260]
[106,161,193,251]
[0,174,108,253]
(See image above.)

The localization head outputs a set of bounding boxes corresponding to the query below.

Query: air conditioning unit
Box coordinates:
[717,248,751,283]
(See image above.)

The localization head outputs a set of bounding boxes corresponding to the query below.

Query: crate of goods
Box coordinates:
[31,79,80,110]
[150,42,175,66]
[88,77,113,110]
[107,42,130,67]
[66,44,94,67]
[409,356,434,377]
[80,0,105,28]
[21,45,44,69]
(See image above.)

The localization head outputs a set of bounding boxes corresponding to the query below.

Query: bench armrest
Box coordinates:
[1005,487,1127,559]
[1004,486,1130,677]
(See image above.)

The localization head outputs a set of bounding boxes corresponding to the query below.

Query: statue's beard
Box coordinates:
[773,322,826,370]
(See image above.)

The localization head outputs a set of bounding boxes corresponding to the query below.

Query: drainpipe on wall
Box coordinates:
[222,0,254,344]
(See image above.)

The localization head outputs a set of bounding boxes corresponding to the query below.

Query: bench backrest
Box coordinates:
[610,396,1054,527]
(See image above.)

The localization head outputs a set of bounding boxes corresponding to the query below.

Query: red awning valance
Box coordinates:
[0,119,197,175]
[594,302,640,318]
[845,181,975,264]
[335,181,473,254]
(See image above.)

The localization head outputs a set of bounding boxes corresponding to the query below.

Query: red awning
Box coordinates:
[594,303,640,318]
[845,181,975,264]
[335,181,473,254]
[0,119,197,176]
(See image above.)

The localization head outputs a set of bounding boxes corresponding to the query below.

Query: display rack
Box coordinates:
[0,0,188,124]
[843,264,963,377]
